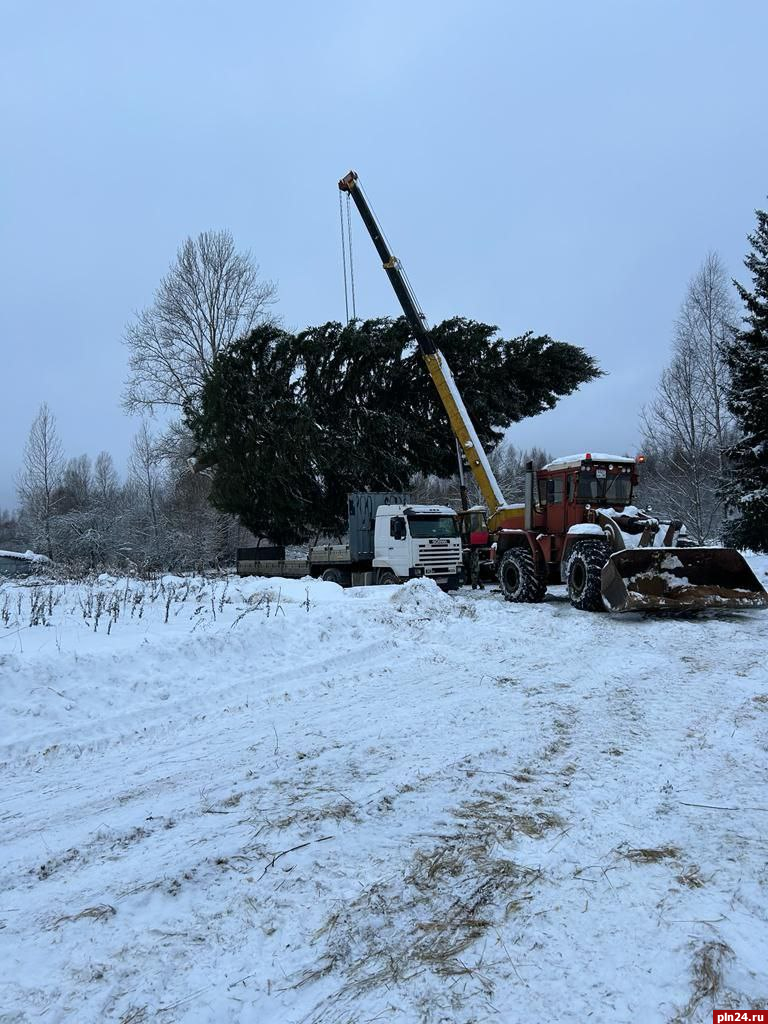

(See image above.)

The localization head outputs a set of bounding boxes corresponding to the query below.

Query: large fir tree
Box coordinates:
[186,324,325,545]
[188,317,601,542]
[724,206,768,551]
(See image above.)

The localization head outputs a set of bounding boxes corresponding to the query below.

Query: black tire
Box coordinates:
[567,540,610,611]
[378,569,400,586]
[498,547,546,603]
[321,568,344,585]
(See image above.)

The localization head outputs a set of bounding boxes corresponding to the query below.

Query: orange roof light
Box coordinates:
[636,454,646,464]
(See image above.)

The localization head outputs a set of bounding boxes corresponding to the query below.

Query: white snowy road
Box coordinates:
[1,568,767,1023]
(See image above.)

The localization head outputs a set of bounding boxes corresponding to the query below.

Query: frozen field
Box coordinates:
[1,561,767,1023]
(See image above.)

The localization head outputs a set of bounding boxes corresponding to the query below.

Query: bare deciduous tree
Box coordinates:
[123,230,276,414]
[16,402,64,558]
[93,451,119,505]
[676,251,736,471]
[59,455,92,512]
[409,441,552,507]
[641,252,737,542]
[10,420,241,571]
[489,442,552,503]
[129,422,164,562]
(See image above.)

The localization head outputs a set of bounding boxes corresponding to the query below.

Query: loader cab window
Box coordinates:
[459,510,486,538]
[567,475,575,502]
[538,476,564,505]
[577,467,633,504]
[577,474,601,501]
[605,473,632,503]
[390,516,406,541]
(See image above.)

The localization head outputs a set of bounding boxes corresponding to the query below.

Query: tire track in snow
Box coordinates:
[0,630,400,769]
[2,609,499,904]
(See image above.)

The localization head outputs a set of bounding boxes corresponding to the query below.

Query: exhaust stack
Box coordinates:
[524,461,534,531]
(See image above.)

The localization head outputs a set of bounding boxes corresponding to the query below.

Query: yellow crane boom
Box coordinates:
[338,170,507,520]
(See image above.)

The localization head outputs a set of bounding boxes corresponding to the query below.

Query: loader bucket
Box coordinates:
[601,547,768,613]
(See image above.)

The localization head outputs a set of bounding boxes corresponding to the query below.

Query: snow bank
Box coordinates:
[0,549,50,563]
[235,573,347,605]
[744,552,768,579]
[387,575,453,616]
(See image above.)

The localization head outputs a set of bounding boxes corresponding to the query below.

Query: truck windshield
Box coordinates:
[407,516,458,538]
[577,471,632,504]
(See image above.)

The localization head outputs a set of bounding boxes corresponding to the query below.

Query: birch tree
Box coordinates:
[129,422,165,564]
[123,230,276,415]
[641,252,737,542]
[676,252,737,470]
[16,402,64,558]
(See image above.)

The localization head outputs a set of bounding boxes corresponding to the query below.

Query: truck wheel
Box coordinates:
[498,548,546,603]
[378,569,400,586]
[321,568,344,585]
[567,540,610,611]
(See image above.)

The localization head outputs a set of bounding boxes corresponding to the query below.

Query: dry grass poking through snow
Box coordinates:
[294,784,561,1020]
[455,790,564,841]
[670,940,768,1022]
[0,574,291,640]
[53,903,116,927]
[672,940,734,1022]
[624,845,681,864]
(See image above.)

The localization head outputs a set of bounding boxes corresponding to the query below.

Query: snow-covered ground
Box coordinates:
[1,561,767,1023]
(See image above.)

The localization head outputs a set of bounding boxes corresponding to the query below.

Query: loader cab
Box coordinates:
[458,506,490,547]
[536,472,567,535]
[573,456,636,508]
[537,454,638,537]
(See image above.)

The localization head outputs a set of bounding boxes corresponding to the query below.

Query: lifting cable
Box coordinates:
[345,193,357,320]
[339,191,350,323]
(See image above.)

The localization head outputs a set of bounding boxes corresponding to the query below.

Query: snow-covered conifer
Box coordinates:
[725,207,768,550]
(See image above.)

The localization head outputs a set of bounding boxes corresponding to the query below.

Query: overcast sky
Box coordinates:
[2,0,767,510]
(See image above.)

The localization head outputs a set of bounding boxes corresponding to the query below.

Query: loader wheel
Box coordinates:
[498,547,546,603]
[378,569,400,586]
[567,540,610,612]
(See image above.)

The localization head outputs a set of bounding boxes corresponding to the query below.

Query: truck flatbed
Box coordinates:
[237,558,311,579]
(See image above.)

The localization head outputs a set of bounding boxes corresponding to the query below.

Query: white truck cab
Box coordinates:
[373,504,463,589]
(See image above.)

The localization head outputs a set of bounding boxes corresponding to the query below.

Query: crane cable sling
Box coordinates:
[338,191,350,323]
[345,193,357,320]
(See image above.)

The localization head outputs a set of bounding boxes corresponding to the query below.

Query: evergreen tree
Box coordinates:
[724,207,768,551]
[187,324,325,544]
[189,317,601,543]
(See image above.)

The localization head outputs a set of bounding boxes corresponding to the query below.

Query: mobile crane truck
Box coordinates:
[339,169,768,613]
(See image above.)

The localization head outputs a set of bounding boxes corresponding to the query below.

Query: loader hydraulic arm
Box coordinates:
[339,170,505,514]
